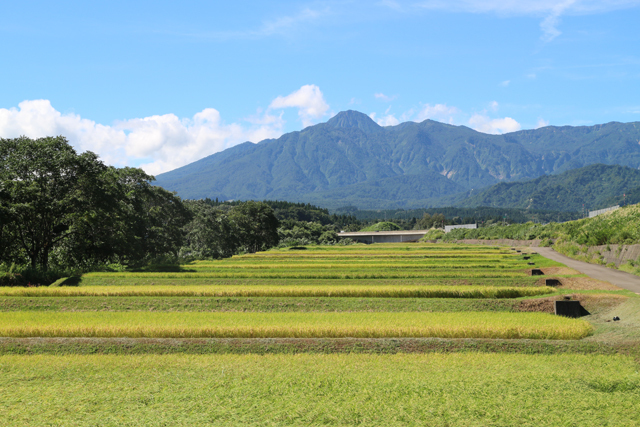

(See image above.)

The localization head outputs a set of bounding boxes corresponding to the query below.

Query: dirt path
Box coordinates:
[534,247,640,294]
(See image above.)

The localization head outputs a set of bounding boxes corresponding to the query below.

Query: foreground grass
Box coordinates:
[0,285,555,298]
[1,353,638,426]
[0,311,592,339]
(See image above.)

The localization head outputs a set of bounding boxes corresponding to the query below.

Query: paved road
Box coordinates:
[534,247,640,294]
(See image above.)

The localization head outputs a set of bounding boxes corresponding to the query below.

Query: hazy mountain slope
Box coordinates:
[453,164,640,212]
[154,110,640,207]
[301,173,467,209]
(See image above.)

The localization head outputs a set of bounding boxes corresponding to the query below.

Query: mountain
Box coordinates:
[446,164,640,212]
[154,110,640,208]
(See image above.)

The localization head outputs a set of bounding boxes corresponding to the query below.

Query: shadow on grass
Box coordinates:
[54,276,82,287]
[128,265,197,273]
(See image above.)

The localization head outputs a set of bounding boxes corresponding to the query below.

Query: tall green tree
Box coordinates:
[181,200,238,259]
[53,167,191,267]
[0,136,191,270]
[0,136,113,269]
[230,201,279,253]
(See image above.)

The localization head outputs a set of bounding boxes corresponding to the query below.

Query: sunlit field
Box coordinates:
[1,243,635,426]
[1,353,639,426]
[0,284,554,298]
[0,311,592,339]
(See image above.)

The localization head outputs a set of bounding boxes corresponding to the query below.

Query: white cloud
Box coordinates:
[259,8,323,37]
[468,114,522,134]
[378,0,402,10]
[536,118,550,128]
[186,8,325,40]
[415,103,459,123]
[500,80,510,87]
[415,0,640,41]
[268,84,330,127]
[540,0,576,42]
[369,112,400,126]
[374,93,398,102]
[489,101,499,111]
[0,100,284,176]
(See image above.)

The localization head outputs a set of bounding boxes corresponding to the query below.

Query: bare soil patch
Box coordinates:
[517,294,627,315]
[540,267,581,276]
[557,276,622,290]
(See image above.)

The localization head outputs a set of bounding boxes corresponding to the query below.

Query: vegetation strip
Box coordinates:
[75,271,534,279]
[1,354,639,426]
[0,311,592,339]
[0,296,521,312]
[70,276,544,288]
[0,285,554,298]
[0,337,634,356]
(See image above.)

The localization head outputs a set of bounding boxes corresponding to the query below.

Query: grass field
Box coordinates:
[0,284,555,298]
[0,311,592,339]
[1,242,635,425]
[1,353,639,426]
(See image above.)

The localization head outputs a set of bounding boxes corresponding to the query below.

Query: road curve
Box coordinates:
[534,247,640,294]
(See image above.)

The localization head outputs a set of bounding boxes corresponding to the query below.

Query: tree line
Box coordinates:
[0,136,280,281]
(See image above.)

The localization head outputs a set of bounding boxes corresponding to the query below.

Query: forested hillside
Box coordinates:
[447,164,640,212]
[154,111,640,208]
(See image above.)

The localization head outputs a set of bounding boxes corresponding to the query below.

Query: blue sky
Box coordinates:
[1,0,639,174]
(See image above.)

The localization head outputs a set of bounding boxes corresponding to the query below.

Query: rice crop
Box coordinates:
[0,285,555,298]
[0,311,592,339]
[79,270,532,279]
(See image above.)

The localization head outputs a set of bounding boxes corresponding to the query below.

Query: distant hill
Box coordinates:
[447,164,640,212]
[154,110,640,208]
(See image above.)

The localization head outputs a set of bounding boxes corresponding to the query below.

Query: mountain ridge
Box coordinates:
[154,110,640,208]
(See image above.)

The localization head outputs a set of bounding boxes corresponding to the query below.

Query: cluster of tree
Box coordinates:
[203,199,362,229]
[334,206,582,225]
[0,137,280,278]
[200,199,365,244]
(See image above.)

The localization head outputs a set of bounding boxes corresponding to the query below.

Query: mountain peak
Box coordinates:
[325,110,381,133]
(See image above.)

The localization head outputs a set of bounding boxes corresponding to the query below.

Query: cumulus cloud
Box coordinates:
[268,84,330,127]
[374,93,398,102]
[536,118,550,128]
[415,103,459,123]
[369,112,400,126]
[468,114,522,134]
[0,100,284,176]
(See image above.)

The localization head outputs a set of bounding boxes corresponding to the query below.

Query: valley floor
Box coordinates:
[1,243,638,426]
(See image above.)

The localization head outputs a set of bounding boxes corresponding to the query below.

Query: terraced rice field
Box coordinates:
[2,243,637,426]
[0,311,591,339]
[0,244,583,339]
